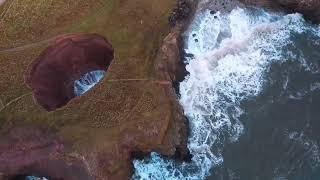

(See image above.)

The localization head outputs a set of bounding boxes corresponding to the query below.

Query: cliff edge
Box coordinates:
[0,0,194,179]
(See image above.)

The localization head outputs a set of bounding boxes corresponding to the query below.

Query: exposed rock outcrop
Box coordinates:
[169,0,193,27]
[26,34,114,111]
[154,0,197,160]
[0,127,92,180]
[0,0,197,179]
[154,26,189,160]
[241,0,320,23]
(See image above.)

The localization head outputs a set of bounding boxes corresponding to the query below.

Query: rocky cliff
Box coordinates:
[0,0,194,179]
[241,0,320,23]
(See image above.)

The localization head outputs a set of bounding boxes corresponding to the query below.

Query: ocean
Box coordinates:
[133,7,320,180]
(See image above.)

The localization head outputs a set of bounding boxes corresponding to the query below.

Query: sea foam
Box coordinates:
[133,7,316,180]
[74,70,105,96]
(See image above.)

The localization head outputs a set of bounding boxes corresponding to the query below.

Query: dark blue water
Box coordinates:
[133,7,320,180]
[210,31,320,180]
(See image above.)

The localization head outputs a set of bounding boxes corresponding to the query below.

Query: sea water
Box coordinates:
[74,70,105,96]
[133,7,320,180]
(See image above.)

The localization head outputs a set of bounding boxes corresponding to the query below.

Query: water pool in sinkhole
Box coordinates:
[25,176,48,180]
[74,70,106,97]
[10,175,49,180]
[133,7,320,180]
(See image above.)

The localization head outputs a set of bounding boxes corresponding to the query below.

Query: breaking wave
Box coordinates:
[133,7,320,180]
[26,176,49,180]
[74,70,105,96]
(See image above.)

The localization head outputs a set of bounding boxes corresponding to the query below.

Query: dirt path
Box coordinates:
[0,39,53,53]
[0,34,72,53]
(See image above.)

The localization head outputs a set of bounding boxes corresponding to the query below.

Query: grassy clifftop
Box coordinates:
[0,0,174,129]
[0,0,184,179]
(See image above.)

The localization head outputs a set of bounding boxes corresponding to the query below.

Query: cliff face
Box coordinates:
[0,127,93,180]
[241,0,320,23]
[0,0,192,179]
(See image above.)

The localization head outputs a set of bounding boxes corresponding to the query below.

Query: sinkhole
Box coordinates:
[26,33,114,111]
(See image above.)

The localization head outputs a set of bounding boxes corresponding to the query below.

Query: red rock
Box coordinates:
[0,127,92,180]
[26,33,114,111]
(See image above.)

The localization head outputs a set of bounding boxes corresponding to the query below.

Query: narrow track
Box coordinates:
[0,34,71,53]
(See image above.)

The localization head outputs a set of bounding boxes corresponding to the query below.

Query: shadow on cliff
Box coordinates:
[240,0,320,24]
[0,126,93,180]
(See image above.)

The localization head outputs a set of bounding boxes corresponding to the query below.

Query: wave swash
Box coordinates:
[133,7,320,180]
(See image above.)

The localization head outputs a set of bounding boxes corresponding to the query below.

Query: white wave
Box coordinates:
[26,176,49,180]
[74,70,105,96]
[316,25,320,37]
[133,8,317,180]
[287,131,320,171]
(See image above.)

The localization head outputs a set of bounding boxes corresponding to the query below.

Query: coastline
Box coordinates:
[240,0,320,24]
[1,0,319,179]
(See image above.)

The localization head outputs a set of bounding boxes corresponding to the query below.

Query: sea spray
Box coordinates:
[133,7,320,180]
[74,70,105,96]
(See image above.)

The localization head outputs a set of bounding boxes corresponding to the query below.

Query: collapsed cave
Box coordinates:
[26,33,114,111]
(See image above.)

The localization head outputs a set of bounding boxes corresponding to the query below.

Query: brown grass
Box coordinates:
[0,0,176,151]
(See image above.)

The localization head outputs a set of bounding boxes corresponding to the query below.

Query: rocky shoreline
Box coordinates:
[1,0,319,179]
[240,0,320,24]
[153,0,198,160]
[141,0,320,179]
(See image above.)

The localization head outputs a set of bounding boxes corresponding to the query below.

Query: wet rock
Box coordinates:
[169,0,193,27]
[275,0,320,23]
[156,28,186,84]
[197,0,244,13]
[154,25,191,159]
[26,33,114,111]
[240,0,320,23]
